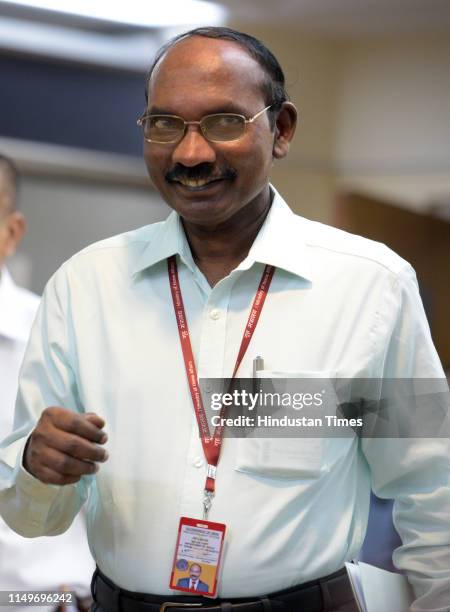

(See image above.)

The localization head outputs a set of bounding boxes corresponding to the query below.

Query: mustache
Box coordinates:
[165,163,237,183]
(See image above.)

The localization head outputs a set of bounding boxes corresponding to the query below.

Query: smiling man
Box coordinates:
[141,32,296,286]
[0,27,449,612]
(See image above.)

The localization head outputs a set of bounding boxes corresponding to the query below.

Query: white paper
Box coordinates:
[345,561,414,612]
[345,562,367,612]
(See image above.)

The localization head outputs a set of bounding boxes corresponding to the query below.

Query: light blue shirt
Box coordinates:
[0,187,448,609]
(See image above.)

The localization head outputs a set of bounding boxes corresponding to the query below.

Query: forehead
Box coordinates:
[148,37,267,113]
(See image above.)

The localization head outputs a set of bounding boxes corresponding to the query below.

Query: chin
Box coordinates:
[185,208,239,228]
[173,197,238,226]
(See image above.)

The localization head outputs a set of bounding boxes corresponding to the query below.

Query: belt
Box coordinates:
[91,566,356,612]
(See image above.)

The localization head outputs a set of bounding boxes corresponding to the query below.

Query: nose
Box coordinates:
[171,125,216,167]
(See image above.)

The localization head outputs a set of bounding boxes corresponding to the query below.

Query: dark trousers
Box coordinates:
[90,566,359,612]
[90,602,358,612]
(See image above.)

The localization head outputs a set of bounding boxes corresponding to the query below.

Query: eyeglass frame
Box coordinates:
[136,105,273,144]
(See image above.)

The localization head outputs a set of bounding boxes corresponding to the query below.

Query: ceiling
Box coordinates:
[0,0,449,71]
[219,0,450,35]
[1,0,450,36]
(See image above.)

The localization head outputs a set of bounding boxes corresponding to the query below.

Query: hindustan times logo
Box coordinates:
[210,389,324,411]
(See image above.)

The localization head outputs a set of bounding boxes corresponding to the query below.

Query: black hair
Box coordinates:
[0,154,18,215]
[144,26,289,129]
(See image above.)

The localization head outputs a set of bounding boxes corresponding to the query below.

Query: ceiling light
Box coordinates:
[0,0,227,27]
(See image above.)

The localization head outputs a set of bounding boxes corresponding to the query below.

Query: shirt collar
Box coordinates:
[0,267,32,342]
[132,212,195,277]
[131,184,312,281]
[240,186,312,280]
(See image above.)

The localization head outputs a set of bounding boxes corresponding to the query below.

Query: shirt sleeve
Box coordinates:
[0,264,90,537]
[361,264,450,612]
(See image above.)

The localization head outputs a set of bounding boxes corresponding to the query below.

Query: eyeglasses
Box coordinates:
[137,105,272,144]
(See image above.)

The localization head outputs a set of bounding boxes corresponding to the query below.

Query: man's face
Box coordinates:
[144,37,279,227]
[189,564,202,581]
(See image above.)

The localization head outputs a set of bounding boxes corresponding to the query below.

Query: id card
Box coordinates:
[170,517,226,597]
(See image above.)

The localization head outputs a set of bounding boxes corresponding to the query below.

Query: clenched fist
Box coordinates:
[24,407,109,485]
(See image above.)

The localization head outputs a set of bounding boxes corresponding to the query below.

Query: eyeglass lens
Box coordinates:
[201,114,245,141]
[143,114,246,143]
[144,116,185,143]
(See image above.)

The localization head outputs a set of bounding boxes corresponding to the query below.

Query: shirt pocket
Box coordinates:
[234,370,334,480]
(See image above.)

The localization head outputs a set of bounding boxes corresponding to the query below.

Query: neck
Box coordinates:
[182,188,272,286]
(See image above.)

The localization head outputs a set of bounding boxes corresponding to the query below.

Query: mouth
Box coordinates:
[165,163,237,193]
[171,176,226,191]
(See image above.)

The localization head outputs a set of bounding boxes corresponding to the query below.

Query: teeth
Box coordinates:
[179,178,213,187]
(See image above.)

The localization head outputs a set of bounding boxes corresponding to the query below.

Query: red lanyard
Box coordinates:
[168,255,275,516]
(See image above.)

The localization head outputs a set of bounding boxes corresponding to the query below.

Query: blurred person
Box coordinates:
[0,28,449,612]
[0,154,94,611]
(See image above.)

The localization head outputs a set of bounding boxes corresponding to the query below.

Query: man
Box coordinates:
[0,27,448,612]
[176,564,209,593]
[0,155,94,610]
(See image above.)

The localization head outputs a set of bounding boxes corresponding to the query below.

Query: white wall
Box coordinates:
[334,32,450,211]
[9,175,170,294]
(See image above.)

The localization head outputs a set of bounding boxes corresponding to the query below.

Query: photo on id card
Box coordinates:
[170,517,226,597]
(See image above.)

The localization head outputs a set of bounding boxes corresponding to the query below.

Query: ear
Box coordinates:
[272,102,297,160]
[2,211,26,258]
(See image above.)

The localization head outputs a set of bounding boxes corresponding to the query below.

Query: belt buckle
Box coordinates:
[160,604,203,612]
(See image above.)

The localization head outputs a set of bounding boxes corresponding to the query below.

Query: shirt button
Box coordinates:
[209,308,221,320]
[193,457,204,468]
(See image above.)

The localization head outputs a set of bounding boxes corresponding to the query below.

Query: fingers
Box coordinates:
[44,428,108,463]
[24,407,109,485]
[41,446,99,477]
[84,412,106,429]
[47,408,107,444]
[36,464,85,486]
